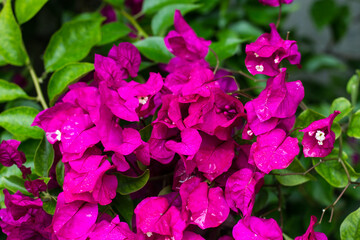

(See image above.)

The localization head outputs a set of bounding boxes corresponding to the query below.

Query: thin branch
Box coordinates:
[120,10,149,38]
[209,47,220,75]
[276,1,282,28]
[27,64,48,109]
[299,101,308,111]
[237,70,267,82]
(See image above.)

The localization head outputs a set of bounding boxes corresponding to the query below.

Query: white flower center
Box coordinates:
[55,130,61,141]
[138,96,149,105]
[274,57,280,64]
[315,130,326,145]
[255,65,264,72]
[146,232,153,237]
[254,53,259,58]
[247,130,253,136]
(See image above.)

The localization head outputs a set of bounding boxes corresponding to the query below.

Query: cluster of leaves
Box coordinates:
[0,0,360,239]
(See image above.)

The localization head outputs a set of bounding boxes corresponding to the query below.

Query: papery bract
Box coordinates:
[233,216,283,240]
[225,168,264,217]
[245,23,301,76]
[0,139,26,168]
[108,42,141,78]
[165,128,202,156]
[48,193,98,240]
[300,111,340,158]
[180,177,229,229]
[89,215,136,240]
[164,10,211,61]
[259,0,294,7]
[250,128,299,174]
[134,196,186,240]
[24,179,47,198]
[295,216,328,240]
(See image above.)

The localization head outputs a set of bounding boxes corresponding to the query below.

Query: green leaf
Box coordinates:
[104,0,124,7]
[340,207,360,240]
[229,21,263,41]
[15,0,48,24]
[134,37,173,63]
[139,124,153,142]
[331,5,350,42]
[348,110,360,139]
[311,0,337,29]
[273,158,315,186]
[98,22,131,46]
[142,0,195,14]
[151,4,200,36]
[0,53,7,66]
[47,62,94,105]
[115,169,150,195]
[346,72,360,106]
[42,197,57,215]
[44,15,103,72]
[206,38,243,66]
[5,99,42,111]
[0,106,43,141]
[56,161,64,187]
[112,195,134,226]
[0,0,28,66]
[304,55,346,72]
[330,97,352,122]
[0,79,30,103]
[0,175,29,195]
[34,135,54,177]
[313,149,360,188]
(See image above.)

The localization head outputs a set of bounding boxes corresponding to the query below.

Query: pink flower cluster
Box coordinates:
[0,6,336,240]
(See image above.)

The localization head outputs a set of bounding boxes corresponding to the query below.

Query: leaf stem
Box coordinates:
[276,1,282,28]
[27,64,48,109]
[120,9,149,38]
[209,47,220,75]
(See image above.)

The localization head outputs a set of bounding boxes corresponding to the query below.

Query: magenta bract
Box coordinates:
[259,0,294,7]
[295,216,328,240]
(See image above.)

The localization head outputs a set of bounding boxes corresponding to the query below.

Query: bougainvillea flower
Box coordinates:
[259,0,294,7]
[134,196,186,240]
[295,216,328,240]
[100,5,117,24]
[164,10,211,61]
[183,231,205,240]
[214,69,239,93]
[300,111,340,158]
[154,94,186,130]
[165,128,202,156]
[185,88,245,140]
[165,57,209,74]
[49,193,98,240]
[0,189,52,240]
[108,42,141,78]
[165,66,214,103]
[89,215,136,240]
[233,217,283,240]
[64,156,117,205]
[245,23,301,76]
[94,54,128,89]
[24,179,47,198]
[250,128,299,174]
[0,139,26,169]
[193,133,235,181]
[180,177,229,229]
[225,168,264,217]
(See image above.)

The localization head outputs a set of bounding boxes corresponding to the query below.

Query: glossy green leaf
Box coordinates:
[0,106,43,141]
[0,53,7,66]
[151,4,200,36]
[115,169,150,195]
[0,0,28,66]
[42,197,57,215]
[134,37,173,63]
[112,195,134,226]
[331,5,350,42]
[47,62,94,105]
[139,124,153,142]
[104,0,124,7]
[304,55,346,72]
[0,79,30,103]
[348,110,360,139]
[340,207,360,240]
[15,0,48,24]
[1,175,28,195]
[19,139,40,166]
[206,38,243,66]
[5,99,42,111]
[142,0,195,14]
[229,21,262,41]
[273,158,315,186]
[56,161,64,187]
[313,149,360,188]
[311,0,337,29]
[346,72,359,106]
[34,135,54,177]
[98,22,131,46]
[330,97,352,122]
[44,15,103,72]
